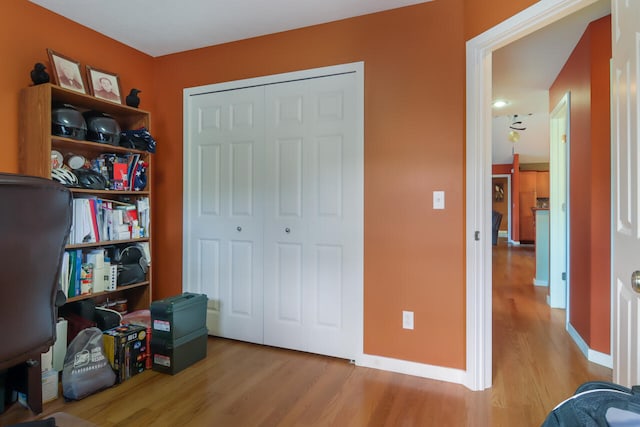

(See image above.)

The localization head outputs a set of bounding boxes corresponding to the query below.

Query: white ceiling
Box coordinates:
[29,0,433,57]
[491,0,610,165]
[30,0,610,166]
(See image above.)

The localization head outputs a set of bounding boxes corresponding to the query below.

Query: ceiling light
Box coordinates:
[493,100,508,108]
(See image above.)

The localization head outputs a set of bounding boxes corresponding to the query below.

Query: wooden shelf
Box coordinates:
[52,136,148,156]
[66,237,150,250]
[69,188,150,197]
[65,281,150,304]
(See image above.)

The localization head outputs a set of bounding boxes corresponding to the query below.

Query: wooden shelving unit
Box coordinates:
[19,83,153,312]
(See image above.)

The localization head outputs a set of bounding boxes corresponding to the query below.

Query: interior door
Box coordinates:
[184,86,265,344]
[612,0,640,386]
[262,73,362,359]
[549,93,569,309]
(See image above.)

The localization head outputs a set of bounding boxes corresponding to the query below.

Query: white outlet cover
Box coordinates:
[402,310,414,330]
[433,191,445,209]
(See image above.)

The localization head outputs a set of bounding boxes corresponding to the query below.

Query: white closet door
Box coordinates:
[263,73,362,359]
[184,86,265,344]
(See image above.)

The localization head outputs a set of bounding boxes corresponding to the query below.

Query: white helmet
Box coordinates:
[51,167,78,186]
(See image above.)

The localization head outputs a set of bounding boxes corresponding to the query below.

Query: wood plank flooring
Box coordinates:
[1,241,611,426]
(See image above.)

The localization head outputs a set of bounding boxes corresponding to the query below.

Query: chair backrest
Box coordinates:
[0,173,72,369]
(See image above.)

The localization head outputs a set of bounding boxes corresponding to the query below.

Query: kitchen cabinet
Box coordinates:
[518,170,549,243]
[536,171,550,198]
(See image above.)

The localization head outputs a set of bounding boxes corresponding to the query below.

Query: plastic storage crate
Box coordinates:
[150,293,207,341]
[151,327,207,375]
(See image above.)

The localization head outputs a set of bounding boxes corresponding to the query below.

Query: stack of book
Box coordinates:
[69,196,150,244]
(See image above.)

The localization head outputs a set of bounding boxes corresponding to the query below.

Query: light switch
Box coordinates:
[433,191,445,209]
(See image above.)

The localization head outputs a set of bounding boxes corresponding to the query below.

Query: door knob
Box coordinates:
[632,271,640,293]
[285,227,291,233]
[236,226,242,232]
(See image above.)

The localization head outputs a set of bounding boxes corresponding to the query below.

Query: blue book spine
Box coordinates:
[75,249,82,297]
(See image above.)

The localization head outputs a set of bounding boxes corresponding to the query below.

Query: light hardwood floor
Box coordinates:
[1,241,611,426]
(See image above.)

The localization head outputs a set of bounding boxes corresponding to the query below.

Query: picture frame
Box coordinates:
[86,66,122,104]
[47,49,86,94]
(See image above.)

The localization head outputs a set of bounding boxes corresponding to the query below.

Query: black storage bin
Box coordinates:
[150,293,207,341]
[151,327,207,375]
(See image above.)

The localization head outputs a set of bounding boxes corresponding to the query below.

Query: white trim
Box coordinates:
[182,61,365,363]
[183,62,364,97]
[567,322,613,368]
[534,278,549,286]
[465,0,600,391]
[357,354,466,385]
[549,92,571,309]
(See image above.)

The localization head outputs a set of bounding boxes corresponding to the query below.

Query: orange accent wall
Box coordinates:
[0,0,155,175]
[549,16,611,354]
[464,0,537,40]
[152,1,467,368]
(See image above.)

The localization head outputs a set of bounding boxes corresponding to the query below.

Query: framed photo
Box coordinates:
[47,49,86,94]
[86,66,122,104]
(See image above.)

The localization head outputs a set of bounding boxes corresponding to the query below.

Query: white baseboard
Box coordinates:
[356,353,467,387]
[533,278,548,286]
[567,322,612,369]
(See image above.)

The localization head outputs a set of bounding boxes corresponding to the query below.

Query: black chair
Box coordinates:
[0,173,72,414]
[492,210,503,246]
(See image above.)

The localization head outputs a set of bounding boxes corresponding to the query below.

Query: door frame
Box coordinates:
[465,0,602,390]
[491,174,512,241]
[549,92,570,309]
[182,61,365,361]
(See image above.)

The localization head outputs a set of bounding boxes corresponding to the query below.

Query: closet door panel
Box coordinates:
[184,86,265,344]
[264,73,361,359]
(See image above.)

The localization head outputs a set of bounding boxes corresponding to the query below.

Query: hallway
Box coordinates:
[491,239,611,422]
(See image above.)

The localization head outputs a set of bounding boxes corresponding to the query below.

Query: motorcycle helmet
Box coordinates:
[52,104,87,140]
[73,168,108,190]
[83,111,121,146]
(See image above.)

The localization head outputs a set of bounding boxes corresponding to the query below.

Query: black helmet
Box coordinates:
[83,111,121,146]
[73,168,107,190]
[52,104,87,140]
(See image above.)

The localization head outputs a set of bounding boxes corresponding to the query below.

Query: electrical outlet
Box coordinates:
[402,310,414,330]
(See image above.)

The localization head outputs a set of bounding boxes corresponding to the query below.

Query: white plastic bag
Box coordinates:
[62,327,115,400]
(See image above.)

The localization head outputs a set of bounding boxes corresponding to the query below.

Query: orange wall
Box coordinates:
[152,1,467,368]
[0,1,155,174]
[464,0,537,40]
[549,16,611,354]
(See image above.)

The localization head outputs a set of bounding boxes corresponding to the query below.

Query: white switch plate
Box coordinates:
[402,310,414,330]
[433,191,445,209]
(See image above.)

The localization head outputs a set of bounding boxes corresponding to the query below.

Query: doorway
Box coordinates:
[465,0,606,390]
[491,174,511,242]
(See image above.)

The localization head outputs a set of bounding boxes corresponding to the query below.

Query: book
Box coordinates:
[80,263,93,295]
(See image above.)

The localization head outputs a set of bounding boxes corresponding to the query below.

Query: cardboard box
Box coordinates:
[42,369,59,403]
[41,347,53,372]
[103,324,148,383]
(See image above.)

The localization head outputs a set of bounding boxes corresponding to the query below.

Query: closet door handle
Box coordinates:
[236,226,242,232]
[285,227,291,233]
